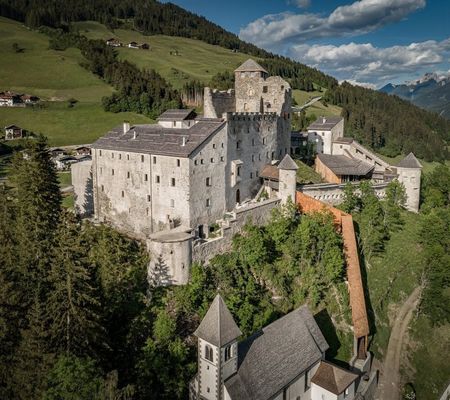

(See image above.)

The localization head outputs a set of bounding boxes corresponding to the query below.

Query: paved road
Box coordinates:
[376,286,422,400]
[292,96,322,112]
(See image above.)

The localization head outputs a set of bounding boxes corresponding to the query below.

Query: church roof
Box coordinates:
[225,305,329,400]
[194,294,242,347]
[311,361,358,395]
[397,152,422,169]
[235,59,268,74]
[278,154,298,170]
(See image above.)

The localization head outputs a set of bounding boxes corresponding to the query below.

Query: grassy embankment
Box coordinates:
[0,17,151,146]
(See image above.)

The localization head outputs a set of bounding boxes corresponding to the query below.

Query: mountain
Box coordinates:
[380,72,450,119]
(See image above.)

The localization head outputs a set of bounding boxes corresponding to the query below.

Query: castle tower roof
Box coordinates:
[397,152,422,169]
[278,154,299,171]
[235,59,268,74]
[194,294,242,347]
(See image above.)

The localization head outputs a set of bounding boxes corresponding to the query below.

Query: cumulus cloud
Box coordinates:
[290,38,450,85]
[240,0,425,47]
[339,79,377,89]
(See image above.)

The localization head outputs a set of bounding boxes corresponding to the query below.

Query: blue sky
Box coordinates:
[165,0,450,88]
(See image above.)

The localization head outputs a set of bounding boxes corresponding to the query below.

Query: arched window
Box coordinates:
[205,345,213,362]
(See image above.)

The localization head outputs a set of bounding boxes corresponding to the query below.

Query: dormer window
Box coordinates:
[205,345,213,362]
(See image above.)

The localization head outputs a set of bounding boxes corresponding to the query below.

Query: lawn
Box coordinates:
[0,17,152,146]
[0,102,151,146]
[305,101,342,119]
[292,89,324,106]
[58,171,72,189]
[294,159,323,184]
[73,21,251,89]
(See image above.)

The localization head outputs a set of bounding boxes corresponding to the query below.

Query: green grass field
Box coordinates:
[0,17,152,146]
[73,21,251,89]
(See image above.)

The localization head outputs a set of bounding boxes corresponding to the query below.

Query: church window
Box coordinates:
[171,178,176,187]
[263,86,268,93]
[145,174,148,181]
[206,198,211,207]
[224,345,232,361]
[205,345,214,362]
[153,156,156,164]
[127,171,130,179]
[170,199,175,208]
[156,175,160,183]
[177,159,180,167]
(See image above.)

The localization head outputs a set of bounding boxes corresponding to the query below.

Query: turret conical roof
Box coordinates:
[278,154,299,171]
[235,59,268,74]
[397,152,422,169]
[194,294,242,347]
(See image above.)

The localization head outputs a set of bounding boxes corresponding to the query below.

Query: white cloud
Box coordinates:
[289,0,311,9]
[339,79,377,90]
[240,0,426,48]
[290,38,450,86]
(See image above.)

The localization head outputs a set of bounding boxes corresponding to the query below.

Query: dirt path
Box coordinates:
[376,286,422,400]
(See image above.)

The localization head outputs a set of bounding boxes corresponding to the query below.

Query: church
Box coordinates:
[189,295,360,400]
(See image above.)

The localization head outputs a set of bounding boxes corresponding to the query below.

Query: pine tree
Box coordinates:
[383,180,406,232]
[47,212,104,356]
[9,135,62,294]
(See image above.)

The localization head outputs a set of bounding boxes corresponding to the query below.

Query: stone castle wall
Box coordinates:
[203,87,235,118]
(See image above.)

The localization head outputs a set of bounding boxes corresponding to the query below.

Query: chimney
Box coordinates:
[182,136,187,147]
[322,117,326,124]
[133,131,137,140]
[123,121,130,133]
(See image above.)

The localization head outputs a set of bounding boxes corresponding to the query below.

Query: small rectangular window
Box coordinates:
[145,174,148,181]
[111,169,114,176]
[99,150,102,156]
[153,156,156,164]
[252,155,255,162]
[170,199,175,208]
[220,156,224,162]
[194,160,198,166]
[201,159,204,165]
[156,175,160,183]
[213,144,216,149]
[147,195,151,202]
[210,158,214,163]
[252,139,255,146]
[127,154,130,160]
[221,143,224,148]
[101,185,104,192]
[177,159,180,167]
[262,138,266,145]
[263,86,268,93]
[206,198,211,207]
[100,167,103,175]
[305,369,310,391]
[206,177,211,187]
[127,171,130,179]
[119,153,122,160]
[111,152,114,159]
[121,191,124,198]
[171,178,176,187]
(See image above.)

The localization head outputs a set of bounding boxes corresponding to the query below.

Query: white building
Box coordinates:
[189,295,359,400]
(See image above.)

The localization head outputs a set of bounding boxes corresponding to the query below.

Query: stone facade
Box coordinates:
[71,159,94,217]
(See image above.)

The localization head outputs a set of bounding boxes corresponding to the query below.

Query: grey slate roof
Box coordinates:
[225,305,329,400]
[308,116,343,131]
[91,119,225,158]
[311,361,358,395]
[157,109,196,121]
[278,154,299,170]
[235,59,268,74]
[397,152,422,169]
[194,295,242,347]
[317,154,374,176]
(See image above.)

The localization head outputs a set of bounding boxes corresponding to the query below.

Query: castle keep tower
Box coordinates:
[396,152,422,213]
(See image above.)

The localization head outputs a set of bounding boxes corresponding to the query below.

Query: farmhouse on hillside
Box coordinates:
[4,125,25,140]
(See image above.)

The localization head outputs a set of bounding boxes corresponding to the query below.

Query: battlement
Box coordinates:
[227,112,278,121]
[209,88,235,97]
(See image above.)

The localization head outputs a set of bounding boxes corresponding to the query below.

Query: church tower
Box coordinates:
[396,152,422,213]
[192,294,242,400]
[278,154,299,204]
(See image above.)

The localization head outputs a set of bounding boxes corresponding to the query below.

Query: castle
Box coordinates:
[73,58,422,287]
